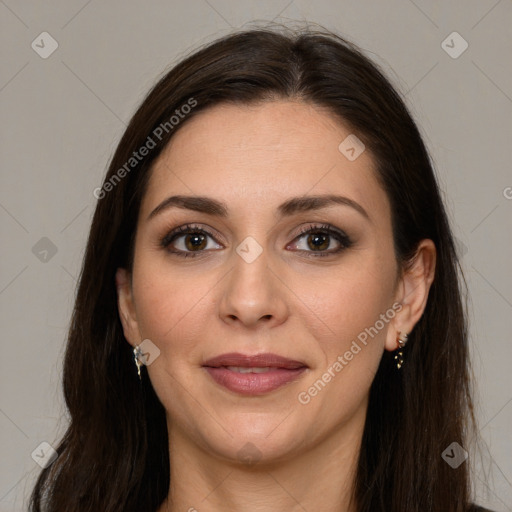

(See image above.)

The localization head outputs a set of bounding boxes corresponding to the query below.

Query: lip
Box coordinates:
[203,352,308,396]
[203,352,307,369]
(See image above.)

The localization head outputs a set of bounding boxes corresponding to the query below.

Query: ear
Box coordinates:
[115,267,140,348]
[384,239,436,352]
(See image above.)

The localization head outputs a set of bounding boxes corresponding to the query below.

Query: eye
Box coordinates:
[161,223,353,258]
[161,224,222,258]
[288,223,353,257]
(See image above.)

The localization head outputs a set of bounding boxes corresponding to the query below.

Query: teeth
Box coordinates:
[226,366,272,374]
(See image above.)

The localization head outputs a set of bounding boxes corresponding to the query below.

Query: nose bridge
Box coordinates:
[219,237,287,326]
[231,239,273,304]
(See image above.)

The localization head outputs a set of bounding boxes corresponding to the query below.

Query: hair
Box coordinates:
[30,23,478,512]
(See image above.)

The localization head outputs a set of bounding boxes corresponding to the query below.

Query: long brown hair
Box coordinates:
[30,24,477,511]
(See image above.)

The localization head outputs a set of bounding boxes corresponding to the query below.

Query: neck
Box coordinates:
[158,408,365,512]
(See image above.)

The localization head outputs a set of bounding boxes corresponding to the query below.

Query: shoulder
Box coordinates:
[468,505,495,512]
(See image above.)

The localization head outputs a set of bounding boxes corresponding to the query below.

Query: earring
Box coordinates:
[394,331,408,369]
[133,345,143,381]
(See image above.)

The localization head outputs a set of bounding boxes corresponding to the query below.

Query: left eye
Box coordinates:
[288,224,352,256]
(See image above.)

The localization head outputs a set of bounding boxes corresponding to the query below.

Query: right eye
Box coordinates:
[161,224,223,257]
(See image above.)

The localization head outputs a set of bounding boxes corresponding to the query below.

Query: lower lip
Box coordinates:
[204,367,307,395]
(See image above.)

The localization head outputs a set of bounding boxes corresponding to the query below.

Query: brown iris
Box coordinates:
[185,232,207,251]
[307,232,329,251]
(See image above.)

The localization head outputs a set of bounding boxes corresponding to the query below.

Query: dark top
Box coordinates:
[469,505,495,512]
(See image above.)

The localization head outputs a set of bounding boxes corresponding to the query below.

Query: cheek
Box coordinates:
[131,258,220,361]
[299,254,395,341]
[300,253,396,390]
[295,287,391,430]
[130,263,216,419]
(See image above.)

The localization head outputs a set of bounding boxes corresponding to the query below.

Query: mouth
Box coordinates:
[202,352,308,395]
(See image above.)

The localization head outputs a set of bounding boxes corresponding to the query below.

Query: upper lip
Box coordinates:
[203,352,307,369]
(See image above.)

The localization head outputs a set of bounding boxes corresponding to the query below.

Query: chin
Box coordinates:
[188,410,308,467]
[208,431,304,468]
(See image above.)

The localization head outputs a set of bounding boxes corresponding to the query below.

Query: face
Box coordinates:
[117,100,415,465]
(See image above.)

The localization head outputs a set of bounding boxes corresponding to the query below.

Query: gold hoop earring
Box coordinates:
[394,331,408,369]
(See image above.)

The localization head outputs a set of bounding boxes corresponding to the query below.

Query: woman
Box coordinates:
[30,25,492,512]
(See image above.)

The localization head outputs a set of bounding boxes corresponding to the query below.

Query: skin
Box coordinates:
[116,100,436,512]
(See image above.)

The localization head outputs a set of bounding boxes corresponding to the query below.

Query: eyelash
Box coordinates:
[160,223,353,258]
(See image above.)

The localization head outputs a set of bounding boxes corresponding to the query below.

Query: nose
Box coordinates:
[218,248,289,329]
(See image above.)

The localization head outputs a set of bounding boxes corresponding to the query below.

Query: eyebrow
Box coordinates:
[147,194,370,222]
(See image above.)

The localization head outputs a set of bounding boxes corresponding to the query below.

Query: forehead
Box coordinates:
[139,100,389,223]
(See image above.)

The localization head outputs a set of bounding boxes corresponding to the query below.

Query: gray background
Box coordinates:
[1,1,511,510]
